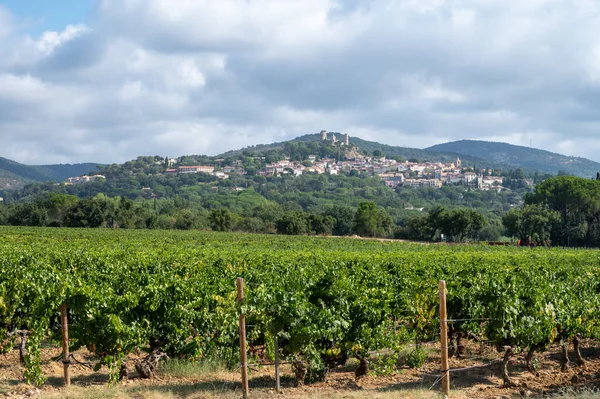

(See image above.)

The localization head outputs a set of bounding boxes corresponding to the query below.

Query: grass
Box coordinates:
[35,385,441,399]
[157,358,229,379]
[550,388,600,398]
[32,357,442,399]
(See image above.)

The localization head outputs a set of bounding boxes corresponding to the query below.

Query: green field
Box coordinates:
[1,227,599,389]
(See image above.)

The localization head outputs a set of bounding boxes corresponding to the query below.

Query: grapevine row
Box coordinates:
[0,227,599,386]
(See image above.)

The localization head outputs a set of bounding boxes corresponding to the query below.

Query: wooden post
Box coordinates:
[237,278,249,399]
[60,304,71,386]
[274,336,281,393]
[439,280,450,398]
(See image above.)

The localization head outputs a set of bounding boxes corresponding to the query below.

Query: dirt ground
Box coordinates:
[2,340,600,399]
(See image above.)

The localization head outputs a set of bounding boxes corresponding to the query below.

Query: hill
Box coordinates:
[3,134,599,192]
[36,163,101,181]
[426,140,600,177]
[0,157,100,191]
[219,133,492,166]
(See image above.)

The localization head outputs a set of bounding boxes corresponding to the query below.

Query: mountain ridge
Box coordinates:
[426,140,599,177]
[219,133,597,176]
[0,157,101,191]
[2,135,599,192]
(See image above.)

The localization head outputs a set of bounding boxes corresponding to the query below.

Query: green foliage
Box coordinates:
[64,197,110,228]
[478,225,502,241]
[404,346,427,369]
[1,228,600,386]
[209,209,233,232]
[398,206,487,242]
[276,211,309,235]
[524,176,600,246]
[7,203,48,227]
[353,202,393,238]
[428,140,600,177]
[322,205,355,236]
[503,204,560,245]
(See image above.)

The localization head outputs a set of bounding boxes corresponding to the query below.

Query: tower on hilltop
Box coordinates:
[344,133,349,146]
[320,130,328,141]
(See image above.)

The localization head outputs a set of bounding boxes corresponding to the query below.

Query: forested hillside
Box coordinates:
[0,157,100,190]
[0,147,534,243]
[4,134,599,247]
[427,140,600,177]
[220,134,492,167]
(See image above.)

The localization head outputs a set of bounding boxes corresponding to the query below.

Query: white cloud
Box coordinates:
[451,9,476,29]
[36,24,90,55]
[119,81,145,101]
[0,6,15,38]
[1,1,600,164]
[400,0,446,14]
[588,46,600,84]
[175,59,206,89]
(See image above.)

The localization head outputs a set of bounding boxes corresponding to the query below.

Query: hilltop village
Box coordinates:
[65,132,529,192]
[256,132,509,191]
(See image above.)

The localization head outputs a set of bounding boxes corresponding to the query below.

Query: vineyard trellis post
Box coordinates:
[439,280,450,398]
[60,303,71,386]
[237,278,249,399]
[274,336,281,393]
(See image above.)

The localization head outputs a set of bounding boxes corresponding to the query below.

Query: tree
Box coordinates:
[64,197,110,228]
[0,204,7,225]
[478,225,501,241]
[307,214,335,235]
[114,196,138,228]
[209,209,233,232]
[276,211,309,235]
[525,176,600,246]
[7,203,48,227]
[322,205,355,236]
[407,206,487,242]
[436,208,485,242]
[503,204,560,246]
[353,202,393,238]
[43,193,78,226]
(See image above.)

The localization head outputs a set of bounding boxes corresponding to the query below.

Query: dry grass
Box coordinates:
[35,385,440,399]
[5,341,600,399]
[549,388,600,398]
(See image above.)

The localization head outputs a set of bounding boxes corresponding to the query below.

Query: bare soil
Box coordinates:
[2,340,600,399]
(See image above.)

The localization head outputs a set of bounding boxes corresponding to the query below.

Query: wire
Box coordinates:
[429,360,502,390]
[442,318,493,323]
[67,353,101,369]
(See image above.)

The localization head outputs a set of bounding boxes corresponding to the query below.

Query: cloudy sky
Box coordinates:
[1,0,600,164]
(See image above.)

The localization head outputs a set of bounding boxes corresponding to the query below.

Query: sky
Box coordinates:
[1,0,600,165]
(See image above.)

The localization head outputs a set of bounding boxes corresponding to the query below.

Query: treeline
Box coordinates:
[4,175,600,247]
[2,169,529,228]
[0,191,492,241]
[504,175,600,247]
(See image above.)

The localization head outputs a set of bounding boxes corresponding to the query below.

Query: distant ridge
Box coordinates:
[2,134,599,192]
[219,133,600,176]
[0,157,100,191]
[218,133,491,167]
[426,140,600,177]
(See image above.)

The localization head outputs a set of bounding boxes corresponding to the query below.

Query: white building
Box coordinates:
[178,166,215,174]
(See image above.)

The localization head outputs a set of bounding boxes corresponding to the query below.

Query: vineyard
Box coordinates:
[1,227,600,396]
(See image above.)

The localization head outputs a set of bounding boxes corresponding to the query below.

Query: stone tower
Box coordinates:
[344,133,349,146]
[320,130,328,141]
[455,157,462,169]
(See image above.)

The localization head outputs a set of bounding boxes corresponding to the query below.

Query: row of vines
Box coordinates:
[1,227,599,387]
